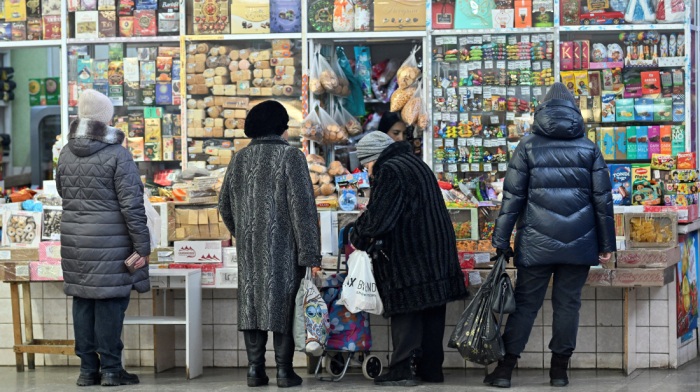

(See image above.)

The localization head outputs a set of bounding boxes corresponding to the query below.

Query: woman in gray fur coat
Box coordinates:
[219,101,321,388]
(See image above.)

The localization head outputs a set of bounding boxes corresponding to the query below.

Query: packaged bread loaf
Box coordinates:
[328,161,345,176]
[396,46,421,89]
[301,108,325,144]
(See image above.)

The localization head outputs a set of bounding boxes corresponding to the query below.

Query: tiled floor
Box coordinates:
[3,360,700,391]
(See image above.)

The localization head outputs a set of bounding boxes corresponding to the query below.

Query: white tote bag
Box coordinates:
[337,250,384,315]
[143,194,161,250]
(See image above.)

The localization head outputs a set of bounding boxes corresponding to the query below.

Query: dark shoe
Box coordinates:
[76,371,101,386]
[100,370,139,386]
[484,354,518,388]
[244,330,269,387]
[273,332,302,388]
[375,357,417,387]
[550,353,570,387]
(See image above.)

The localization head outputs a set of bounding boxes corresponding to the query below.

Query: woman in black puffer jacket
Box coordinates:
[485,83,616,388]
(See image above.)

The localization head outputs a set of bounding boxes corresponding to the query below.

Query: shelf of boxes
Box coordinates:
[560,24,687,32]
[67,37,181,44]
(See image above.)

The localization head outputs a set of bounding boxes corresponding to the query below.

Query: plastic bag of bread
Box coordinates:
[306,154,326,167]
[309,45,325,95]
[328,52,350,97]
[317,52,339,92]
[328,161,346,177]
[301,107,325,144]
[390,80,418,112]
[416,93,429,131]
[396,45,421,89]
[320,183,335,196]
[320,105,349,145]
[401,83,422,125]
[340,105,363,137]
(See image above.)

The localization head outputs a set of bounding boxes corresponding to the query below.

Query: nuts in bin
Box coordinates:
[629,217,672,243]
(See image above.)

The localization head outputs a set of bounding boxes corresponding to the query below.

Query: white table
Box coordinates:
[124,269,203,379]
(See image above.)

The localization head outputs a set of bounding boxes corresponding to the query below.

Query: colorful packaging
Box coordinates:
[133,9,156,36]
[560,41,573,70]
[127,137,145,161]
[532,0,553,26]
[601,93,615,122]
[44,77,59,105]
[592,43,606,62]
[651,154,676,171]
[614,127,626,159]
[631,178,663,206]
[42,15,60,39]
[580,40,590,69]
[615,98,634,122]
[28,79,46,106]
[93,59,108,82]
[573,41,581,70]
[672,95,685,122]
[601,127,615,159]
[230,0,270,33]
[632,164,651,183]
[636,126,649,159]
[648,125,660,155]
[10,21,25,40]
[677,153,696,170]
[627,126,637,159]
[157,11,179,34]
[26,17,41,39]
[77,58,93,83]
[671,125,685,155]
[155,83,172,105]
[140,60,156,84]
[560,71,576,94]
[108,61,123,85]
[5,0,27,21]
[123,57,139,82]
[75,11,98,38]
[574,70,588,96]
[119,15,134,36]
[634,98,654,121]
[660,125,672,155]
[588,71,601,96]
[123,81,140,106]
[610,164,632,205]
[140,84,155,105]
[602,68,613,90]
[108,84,122,106]
[98,10,117,37]
[653,98,672,121]
[641,71,661,95]
[607,43,623,62]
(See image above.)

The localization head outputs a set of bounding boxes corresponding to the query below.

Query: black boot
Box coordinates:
[244,330,269,387]
[273,332,302,388]
[483,353,518,388]
[100,370,139,386]
[550,353,570,387]
[374,353,417,387]
[76,371,101,386]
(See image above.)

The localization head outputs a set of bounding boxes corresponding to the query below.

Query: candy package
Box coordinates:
[624,0,655,24]
[592,43,606,62]
[333,0,354,32]
[560,71,576,95]
[655,0,685,23]
[607,44,623,62]
[669,34,676,57]
[574,70,589,96]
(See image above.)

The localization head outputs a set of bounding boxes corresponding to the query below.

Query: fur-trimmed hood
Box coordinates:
[68,118,125,158]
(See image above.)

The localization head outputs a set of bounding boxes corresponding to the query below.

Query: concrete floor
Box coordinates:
[3,362,700,392]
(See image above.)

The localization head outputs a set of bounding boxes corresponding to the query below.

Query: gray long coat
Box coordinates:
[56,118,151,299]
[219,136,320,334]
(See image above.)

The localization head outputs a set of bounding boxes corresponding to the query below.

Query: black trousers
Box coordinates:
[72,295,131,373]
[502,264,591,357]
[389,304,446,375]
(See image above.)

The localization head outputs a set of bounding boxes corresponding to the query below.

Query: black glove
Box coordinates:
[491,247,514,262]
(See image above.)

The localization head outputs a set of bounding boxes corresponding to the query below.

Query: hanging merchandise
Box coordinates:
[270,0,302,32]
[455,0,495,29]
[416,96,429,131]
[655,0,685,23]
[309,46,326,95]
[354,0,371,30]
[390,79,419,112]
[302,107,326,143]
[329,51,351,97]
[338,104,363,136]
[396,45,422,89]
[432,0,456,29]
[320,105,350,144]
[309,0,334,31]
[317,51,340,93]
[624,0,655,24]
[333,0,355,31]
[401,82,423,125]
[354,47,373,99]
[336,46,366,116]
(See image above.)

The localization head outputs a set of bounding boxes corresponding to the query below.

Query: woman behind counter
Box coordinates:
[218,100,321,388]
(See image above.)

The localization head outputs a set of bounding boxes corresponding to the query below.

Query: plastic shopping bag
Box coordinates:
[337,250,384,315]
[143,193,161,250]
[293,268,330,355]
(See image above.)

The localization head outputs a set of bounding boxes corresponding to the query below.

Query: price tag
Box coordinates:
[445,138,455,148]
[497,137,506,145]
[433,138,444,148]
[521,35,530,43]
[484,35,492,42]
[434,88,443,97]
[546,33,554,41]
[444,36,457,44]
[461,164,470,172]
[450,113,459,122]
[484,163,493,172]
[484,60,493,69]
[457,138,468,146]
[442,113,451,121]
[506,112,515,121]
[531,35,539,43]
[543,61,552,69]
[446,87,456,96]
[441,79,450,89]
[500,87,509,96]
[459,63,469,75]
[471,163,481,171]
[483,139,492,147]
[498,163,508,171]
[448,164,459,173]
[459,37,468,46]
[458,87,468,95]
[435,37,444,46]
[497,60,506,69]
[483,87,492,99]
[469,271,482,285]
[508,36,517,45]
[539,34,547,43]
[533,86,542,96]
[495,35,506,44]
[507,87,516,96]
[473,86,482,94]
[474,36,483,44]
[434,165,444,173]
[490,115,499,124]
[532,61,541,71]
[466,36,474,44]
[521,86,530,96]
[508,61,516,70]
[473,138,483,146]
[460,113,470,121]
[466,137,475,146]
[523,60,532,70]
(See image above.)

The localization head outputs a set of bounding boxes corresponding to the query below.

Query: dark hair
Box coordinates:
[377,111,404,134]
[244,100,289,138]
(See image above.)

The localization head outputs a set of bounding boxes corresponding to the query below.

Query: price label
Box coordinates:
[448,164,459,173]
[521,86,530,96]
[442,113,451,121]
[461,164,470,172]
[471,163,481,171]
[497,60,506,69]
[445,138,455,147]
[506,112,515,121]
[458,87,468,95]
[484,35,491,42]
[466,137,476,146]
[546,33,554,41]
[450,113,459,122]
[500,87,509,96]
[507,87,516,96]
[466,36,474,44]
[483,87,492,99]
[495,36,506,44]
[508,36,517,45]
[459,63,469,75]
[434,165,444,173]
[435,37,444,46]
[533,87,542,96]
[531,35,539,43]
[508,61,516,70]
[473,86,482,94]
[497,137,506,145]
[441,79,450,89]
[498,163,508,172]
[473,138,483,146]
[434,88,443,97]
[521,35,530,43]
[483,163,493,172]
[543,61,552,69]
[490,115,499,124]
[434,138,444,148]
[446,87,456,96]
[539,34,546,43]
[523,60,532,70]
[444,36,457,44]
[459,37,468,46]
[532,61,541,71]
[457,138,468,146]
[474,36,483,44]
[483,139,493,147]
[460,113,471,121]
[484,60,493,69]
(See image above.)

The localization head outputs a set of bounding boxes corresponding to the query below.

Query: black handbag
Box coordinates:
[491,254,516,314]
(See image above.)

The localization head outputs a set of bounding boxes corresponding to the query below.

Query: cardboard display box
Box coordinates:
[29,261,63,281]
[167,202,231,241]
[0,247,40,261]
[611,266,675,287]
[616,246,681,268]
[173,240,230,263]
[149,247,174,263]
[624,212,679,249]
[0,262,30,282]
[585,268,613,286]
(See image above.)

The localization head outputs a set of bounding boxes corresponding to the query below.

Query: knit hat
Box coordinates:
[543,82,576,105]
[357,131,395,165]
[78,89,114,125]
[244,100,289,138]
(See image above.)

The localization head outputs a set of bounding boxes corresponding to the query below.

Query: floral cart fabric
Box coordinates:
[320,272,372,352]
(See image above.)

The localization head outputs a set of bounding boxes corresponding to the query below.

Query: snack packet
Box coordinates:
[390,79,419,112]
[401,83,422,125]
[396,45,421,89]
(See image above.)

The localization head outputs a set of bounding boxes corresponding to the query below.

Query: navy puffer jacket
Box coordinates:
[492,99,616,267]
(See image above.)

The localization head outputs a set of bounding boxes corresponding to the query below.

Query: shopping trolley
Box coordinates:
[314,225,383,381]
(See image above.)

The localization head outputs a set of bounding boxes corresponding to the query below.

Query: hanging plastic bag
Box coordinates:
[331,103,352,143]
[390,79,419,112]
[329,52,351,97]
[321,105,349,145]
[624,0,656,24]
[333,0,355,32]
[377,58,400,87]
[317,52,340,92]
[309,46,325,95]
[655,0,685,23]
[302,107,326,143]
[336,46,366,116]
[293,268,330,355]
[416,94,429,132]
[396,45,422,89]
[340,105,363,136]
[401,82,422,125]
[143,193,161,250]
[337,250,384,315]
[354,47,372,99]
